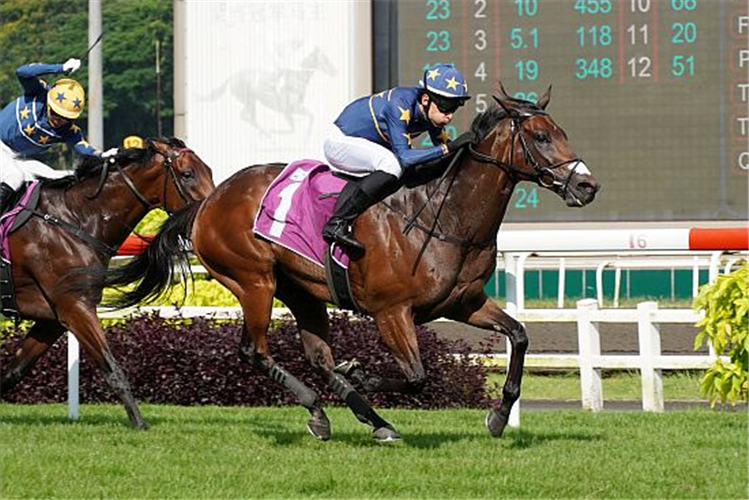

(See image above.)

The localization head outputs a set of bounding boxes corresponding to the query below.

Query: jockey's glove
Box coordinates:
[63,58,81,74]
[101,147,119,159]
[447,131,476,153]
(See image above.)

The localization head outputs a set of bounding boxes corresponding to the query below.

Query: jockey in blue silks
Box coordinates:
[0,58,117,212]
[322,63,475,254]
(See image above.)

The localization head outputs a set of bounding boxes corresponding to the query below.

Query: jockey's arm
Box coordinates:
[16,63,64,95]
[64,127,100,157]
[383,104,447,169]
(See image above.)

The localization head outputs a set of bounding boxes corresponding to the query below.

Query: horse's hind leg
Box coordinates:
[232,274,330,439]
[57,305,148,429]
[1,320,65,397]
[278,278,400,442]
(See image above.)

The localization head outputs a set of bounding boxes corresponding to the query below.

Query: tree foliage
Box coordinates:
[0,0,172,167]
[693,261,748,407]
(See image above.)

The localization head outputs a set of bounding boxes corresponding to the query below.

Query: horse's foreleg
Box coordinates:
[455,296,528,438]
[59,306,147,429]
[364,306,428,394]
[0,320,65,397]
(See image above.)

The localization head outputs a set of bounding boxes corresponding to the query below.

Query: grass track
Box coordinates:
[1,404,746,499]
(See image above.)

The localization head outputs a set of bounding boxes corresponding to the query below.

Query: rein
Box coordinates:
[87,145,193,211]
[392,110,582,251]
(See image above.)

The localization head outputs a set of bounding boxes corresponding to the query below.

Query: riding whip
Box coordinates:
[81,32,104,61]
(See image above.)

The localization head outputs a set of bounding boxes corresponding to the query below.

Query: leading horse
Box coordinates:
[0,138,215,428]
[107,88,599,440]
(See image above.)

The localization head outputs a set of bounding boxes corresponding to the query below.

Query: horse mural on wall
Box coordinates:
[201,45,336,136]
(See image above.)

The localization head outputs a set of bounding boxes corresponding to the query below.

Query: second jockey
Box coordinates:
[0,58,117,212]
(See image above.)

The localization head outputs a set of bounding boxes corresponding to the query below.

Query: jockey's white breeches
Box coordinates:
[0,140,68,190]
[323,124,403,178]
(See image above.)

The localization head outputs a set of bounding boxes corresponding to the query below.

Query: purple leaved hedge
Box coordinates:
[1,313,499,409]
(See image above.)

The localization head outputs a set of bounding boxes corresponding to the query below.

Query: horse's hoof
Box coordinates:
[333,359,362,376]
[373,425,401,442]
[133,420,149,430]
[307,417,331,441]
[485,410,505,438]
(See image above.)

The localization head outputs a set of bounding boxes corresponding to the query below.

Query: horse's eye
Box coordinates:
[180,169,195,180]
[534,132,550,144]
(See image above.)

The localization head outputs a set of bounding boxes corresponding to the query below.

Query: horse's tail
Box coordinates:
[104,202,202,309]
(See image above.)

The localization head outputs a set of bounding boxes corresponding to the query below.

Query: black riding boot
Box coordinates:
[322,171,401,254]
[0,183,14,214]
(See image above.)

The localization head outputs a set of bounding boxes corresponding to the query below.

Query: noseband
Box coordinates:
[88,145,193,212]
[467,112,583,197]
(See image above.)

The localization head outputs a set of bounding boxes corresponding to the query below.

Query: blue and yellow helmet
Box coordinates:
[419,63,471,100]
[47,78,85,119]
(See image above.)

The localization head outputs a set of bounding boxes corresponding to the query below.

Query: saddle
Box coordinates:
[253,160,362,313]
[0,181,42,317]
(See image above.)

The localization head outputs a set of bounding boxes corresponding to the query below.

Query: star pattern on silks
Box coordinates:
[398,106,411,124]
[38,135,50,145]
[55,91,66,103]
[70,124,81,133]
[427,68,440,81]
[78,139,90,148]
[439,129,450,144]
[402,133,412,147]
[19,106,30,120]
[445,76,459,91]
[24,124,34,136]
[72,97,82,110]
[374,91,386,99]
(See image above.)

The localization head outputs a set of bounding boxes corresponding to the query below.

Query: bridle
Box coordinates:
[467,111,583,198]
[88,142,193,213]
[398,108,584,252]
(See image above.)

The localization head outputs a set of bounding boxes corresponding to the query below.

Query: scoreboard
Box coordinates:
[375,0,749,222]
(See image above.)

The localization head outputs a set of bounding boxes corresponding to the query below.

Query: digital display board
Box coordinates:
[380,0,748,222]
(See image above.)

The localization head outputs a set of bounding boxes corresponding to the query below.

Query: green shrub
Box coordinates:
[132,208,169,235]
[693,261,748,407]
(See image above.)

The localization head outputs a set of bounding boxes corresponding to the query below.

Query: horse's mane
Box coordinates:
[469,95,543,141]
[41,137,187,189]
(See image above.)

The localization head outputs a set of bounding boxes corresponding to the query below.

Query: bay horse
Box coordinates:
[0,138,215,428]
[106,88,600,440]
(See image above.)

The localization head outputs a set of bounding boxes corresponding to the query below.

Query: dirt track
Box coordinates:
[427,320,706,355]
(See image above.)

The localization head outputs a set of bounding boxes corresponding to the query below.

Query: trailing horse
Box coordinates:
[106,88,599,440]
[0,138,215,428]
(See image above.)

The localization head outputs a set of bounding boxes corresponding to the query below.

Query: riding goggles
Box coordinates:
[431,95,465,114]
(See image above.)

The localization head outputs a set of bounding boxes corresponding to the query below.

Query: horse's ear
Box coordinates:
[493,95,516,117]
[498,80,511,99]
[537,85,552,110]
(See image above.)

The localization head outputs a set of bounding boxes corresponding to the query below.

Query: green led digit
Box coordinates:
[425,0,451,20]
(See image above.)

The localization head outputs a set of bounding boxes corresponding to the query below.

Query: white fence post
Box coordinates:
[637,301,664,412]
[67,332,80,420]
[577,299,603,411]
[503,252,520,428]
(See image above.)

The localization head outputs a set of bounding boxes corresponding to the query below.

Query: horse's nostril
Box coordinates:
[579,182,598,194]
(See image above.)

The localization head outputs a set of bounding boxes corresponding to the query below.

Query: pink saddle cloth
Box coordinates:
[253,160,351,268]
[0,181,39,261]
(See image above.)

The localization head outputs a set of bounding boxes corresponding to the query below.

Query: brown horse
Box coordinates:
[106,89,599,440]
[0,138,215,428]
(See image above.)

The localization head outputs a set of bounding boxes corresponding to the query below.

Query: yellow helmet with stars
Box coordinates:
[47,78,85,119]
